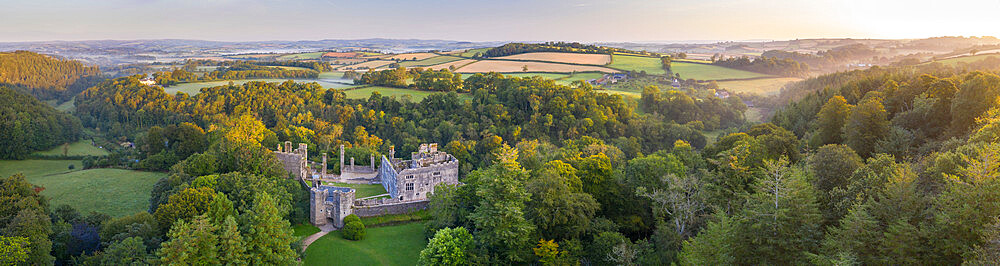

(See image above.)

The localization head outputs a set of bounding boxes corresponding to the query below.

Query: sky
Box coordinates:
[1,0,999,43]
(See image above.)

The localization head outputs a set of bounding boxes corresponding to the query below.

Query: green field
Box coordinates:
[322,182,388,198]
[557,72,606,85]
[932,53,1000,66]
[163,78,356,95]
[343,86,470,102]
[318,71,346,79]
[460,48,491,58]
[503,73,570,80]
[398,55,465,67]
[33,140,109,157]
[671,62,769,80]
[277,52,324,61]
[303,222,427,266]
[45,98,76,112]
[0,160,165,217]
[713,77,802,96]
[609,55,667,75]
[595,89,641,98]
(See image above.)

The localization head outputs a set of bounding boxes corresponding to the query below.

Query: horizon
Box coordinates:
[3,0,999,43]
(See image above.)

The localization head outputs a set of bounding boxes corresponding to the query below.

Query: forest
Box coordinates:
[480,42,657,58]
[0,86,82,159]
[7,46,1000,265]
[711,55,810,77]
[0,51,103,101]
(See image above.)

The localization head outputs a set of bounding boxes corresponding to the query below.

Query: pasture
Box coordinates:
[460,47,491,57]
[344,86,434,102]
[609,55,667,75]
[277,52,324,61]
[337,60,394,71]
[303,222,427,266]
[713,77,802,96]
[932,53,1000,66]
[383,52,439,61]
[0,160,165,217]
[398,56,465,68]
[456,60,618,73]
[33,140,109,157]
[497,52,611,65]
[557,72,606,85]
[162,78,356,95]
[671,62,769,80]
[503,73,570,80]
[424,59,477,70]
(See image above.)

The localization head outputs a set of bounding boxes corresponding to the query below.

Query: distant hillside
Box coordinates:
[0,51,103,101]
[0,86,82,159]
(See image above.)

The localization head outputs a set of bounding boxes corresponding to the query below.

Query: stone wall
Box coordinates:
[352,200,429,217]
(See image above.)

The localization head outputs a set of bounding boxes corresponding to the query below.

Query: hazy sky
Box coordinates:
[1,0,999,42]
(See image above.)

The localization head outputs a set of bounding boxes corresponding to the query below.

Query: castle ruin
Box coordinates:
[274,143,459,228]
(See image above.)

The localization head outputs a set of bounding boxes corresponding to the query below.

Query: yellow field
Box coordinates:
[496,52,611,65]
[713,77,802,96]
[456,60,619,73]
[425,59,477,70]
[337,60,394,71]
[383,53,439,61]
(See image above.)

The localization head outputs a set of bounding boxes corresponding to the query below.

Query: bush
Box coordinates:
[342,221,366,241]
[68,164,75,170]
[344,214,361,225]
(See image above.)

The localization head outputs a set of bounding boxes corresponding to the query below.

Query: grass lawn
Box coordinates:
[163,78,356,95]
[460,48,491,58]
[343,86,469,102]
[713,77,802,96]
[609,55,667,75]
[293,224,321,239]
[322,182,388,198]
[398,55,464,68]
[33,140,109,157]
[303,222,427,266]
[0,160,165,217]
[671,62,769,80]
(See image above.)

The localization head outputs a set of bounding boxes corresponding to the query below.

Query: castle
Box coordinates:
[275,142,459,228]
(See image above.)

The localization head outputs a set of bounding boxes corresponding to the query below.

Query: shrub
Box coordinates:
[342,221,366,240]
[344,214,361,225]
[68,164,75,170]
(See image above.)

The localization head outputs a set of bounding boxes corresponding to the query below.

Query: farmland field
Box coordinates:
[398,55,465,68]
[671,62,769,80]
[343,86,439,102]
[609,55,667,75]
[497,52,611,65]
[456,60,618,73]
[0,160,165,217]
[303,222,427,266]
[460,47,491,57]
[33,140,109,157]
[503,73,570,80]
[932,53,1000,66]
[383,52,439,61]
[713,77,802,96]
[337,60,394,71]
[163,78,356,95]
[277,52,324,61]
[557,72,606,85]
[424,59,477,70]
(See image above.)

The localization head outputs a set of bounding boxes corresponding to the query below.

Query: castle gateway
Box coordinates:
[276,143,459,228]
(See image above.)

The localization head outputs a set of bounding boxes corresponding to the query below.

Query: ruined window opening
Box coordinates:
[406,183,414,191]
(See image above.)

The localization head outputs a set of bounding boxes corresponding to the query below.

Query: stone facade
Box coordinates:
[274,141,308,180]
[299,143,460,227]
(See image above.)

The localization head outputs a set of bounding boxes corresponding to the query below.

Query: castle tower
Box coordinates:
[321,153,328,178]
[285,141,292,153]
[370,154,375,170]
[389,145,395,159]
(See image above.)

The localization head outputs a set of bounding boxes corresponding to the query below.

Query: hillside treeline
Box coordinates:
[0,87,82,159]
[481,42,656,58]
[712,55,809,77]
[151,63,319,86]
[180,59,333,72]
[0,51,103,101]
[762,43,879,72]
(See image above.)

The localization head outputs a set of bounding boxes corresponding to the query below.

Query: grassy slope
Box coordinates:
[343,86,470,102]
[1,160,164,217]
[932,53,1000,65]
[503,73,570,79]
[322,182,388,198]
[713,77,802,96]
[303,222,427,266]
[609,55,667,75]
[398,56,464,67]
[671,62,769,80]
[557,72,606,85]
[33,140,109,157]
[293,224,321,240]
[460,48,491,58]
[277,52,324,61]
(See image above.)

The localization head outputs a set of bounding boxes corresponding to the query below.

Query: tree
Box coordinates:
[100,237,154,265]
[637,171,706,239]
[526,161,599,240]
[467,145,536,263]
[813,96,852,146]
[0,174,54,265]
[418,227,474,266]
[808,144,864,225]
[217,216,248,265]
[244,192,297,265]
[844,95,890,157]
[0,236,29,265]
[157,215,220,265]
[154,187,216,231]
[952,72,1000,133]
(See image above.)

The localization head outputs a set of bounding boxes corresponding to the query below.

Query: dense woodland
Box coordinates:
[0,86,82,159]
[481,42,657,58]
[0,51,103,101]
[712,55,810,77]
[9,47,1000,265]
[762,43,880,73]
